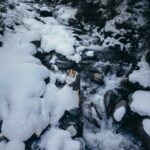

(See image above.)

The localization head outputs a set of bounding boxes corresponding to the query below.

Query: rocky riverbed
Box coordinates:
[0,0,150,150]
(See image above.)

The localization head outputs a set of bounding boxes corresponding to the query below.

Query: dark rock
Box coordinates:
[136,120,150,150]
[90,72,104,85]
[59,108,83,138]
[55,79,65,88]
[40,10,52,17]
[104,90,119,116]
[0,41,3,47]
[69,74,80,91]
[146,50,150,63]
[31,40,41,48]
[44,77,50,84]
[8,4,15,10]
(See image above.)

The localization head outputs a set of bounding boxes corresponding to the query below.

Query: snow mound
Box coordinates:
[113,106,126,122]
[130,91,150,116]
[54,5,77,25]
[129,61,150,88]
[6,140,25,150]
[39,128,81,150]
[142,119,150,136]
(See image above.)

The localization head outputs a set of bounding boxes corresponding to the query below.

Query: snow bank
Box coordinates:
[129,61,150,88]
[39,128,81,150]
[142,119,150,136]
[130,91,150,116]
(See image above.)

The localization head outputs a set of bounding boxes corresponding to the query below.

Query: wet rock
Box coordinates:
[69,74,80,91]
[8,3,15,10]
[90,72,104,85]
[59,108,83,138]
[136,120,150,150]
[31,40,41,48]
[146,51,150,63]
[44,77,50,84]
[0,41,3,47]
[40,9,52,17]
[104,90,119,116]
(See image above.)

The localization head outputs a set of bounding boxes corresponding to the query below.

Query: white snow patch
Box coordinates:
[5,140,25,150]
[130,91,150,116]
[39,128,81,150]
[86,51,94,57]
[54,5,77,24]
[142,119,150,136]
[129,61,150,88]
[113,106,126,122]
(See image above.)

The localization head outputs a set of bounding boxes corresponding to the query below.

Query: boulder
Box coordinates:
[40,10,52,17]
[146,51,150,64]
[113,100,127,122]
[104,90,119,116]
[136,119,150,150]
[59,108,83,138]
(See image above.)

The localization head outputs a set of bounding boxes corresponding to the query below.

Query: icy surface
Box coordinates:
[130,91,150,116]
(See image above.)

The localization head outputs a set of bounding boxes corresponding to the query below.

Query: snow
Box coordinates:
[113,106,126,122]
[129,61,150,88]
[54,5,77,25]
[142,119,150,136]
[5,140,25,150]
[40,23,75,56]
[84,125,139,150]
[44,82,79,125]
[86,51,94,57]
[0,141,6,150]
[130,91,150,116]
[39,128,81,150]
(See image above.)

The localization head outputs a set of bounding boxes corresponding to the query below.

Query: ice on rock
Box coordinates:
[142,119,150,136]
[39,128,81,150]
[129,61,150,88]
[130,91,150,116]
[113,106,126,122]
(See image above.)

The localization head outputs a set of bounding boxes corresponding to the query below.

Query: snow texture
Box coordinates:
[130,91,150,116]
[142,119,150,136]
[129,61,150,88]
[113,106,126,122]
[39,128,81,150]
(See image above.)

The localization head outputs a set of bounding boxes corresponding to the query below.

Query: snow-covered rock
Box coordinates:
[113,106,126,122]
[129,61,150,88]
[5,140,25,150]
[130,90,150,116]
[39,128,81,150]
[142,119,150,137]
